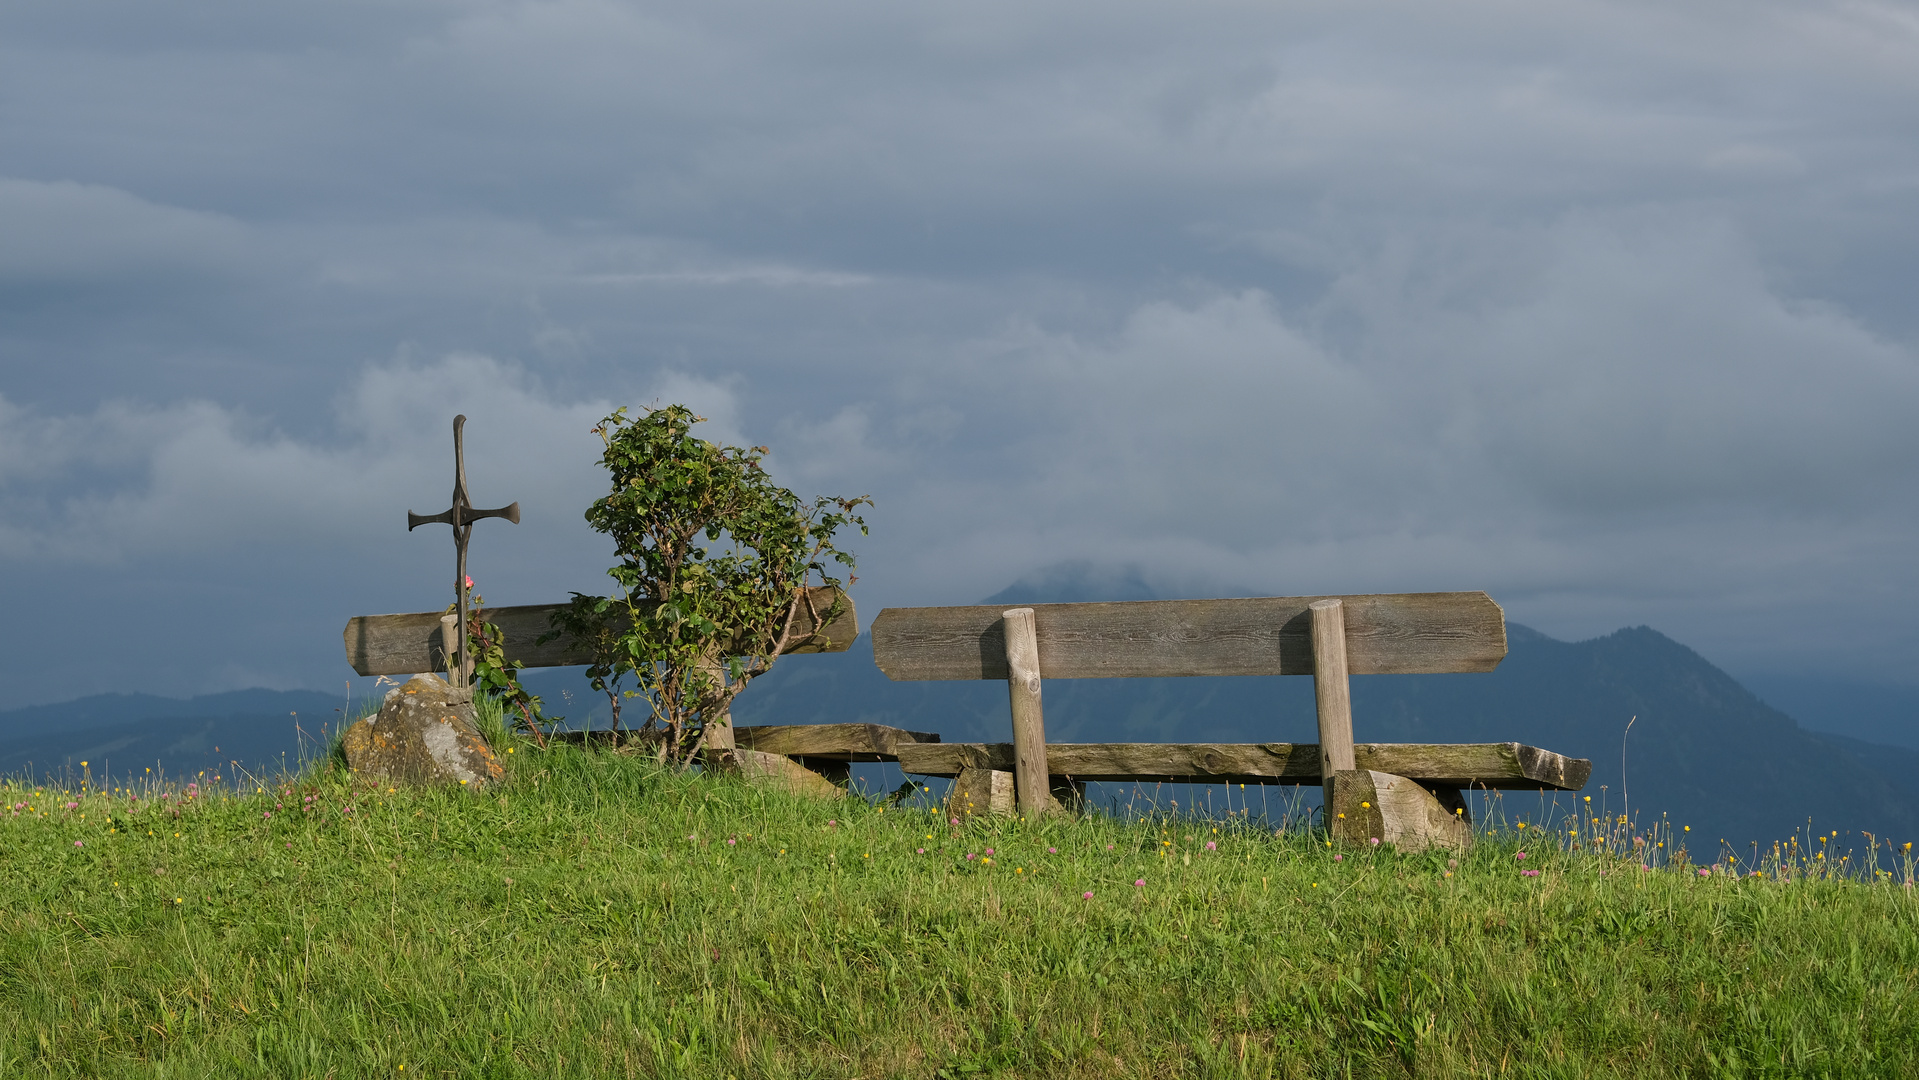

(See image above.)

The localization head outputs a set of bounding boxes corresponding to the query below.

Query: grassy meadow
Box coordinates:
[4,703,1919,1078]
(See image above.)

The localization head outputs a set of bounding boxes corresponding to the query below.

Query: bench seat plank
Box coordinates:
[896,741,1589,791]
[344,586,856,677]
[872,592,1505,681]
[734,723,941,762]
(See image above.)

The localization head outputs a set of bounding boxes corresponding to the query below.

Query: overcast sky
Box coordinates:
[2,0,1916,706]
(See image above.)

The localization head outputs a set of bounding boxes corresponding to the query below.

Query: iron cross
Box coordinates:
[408,414,520,686]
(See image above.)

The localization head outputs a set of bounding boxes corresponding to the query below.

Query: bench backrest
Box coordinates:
[344,585,858,678]
[871,591,1506,682]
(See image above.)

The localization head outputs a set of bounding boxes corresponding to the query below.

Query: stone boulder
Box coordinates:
[341,674,504,789]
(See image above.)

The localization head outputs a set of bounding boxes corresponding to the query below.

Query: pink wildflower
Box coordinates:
[1133,878,1145,887]
[1082,891,1093,899]
[1205,841,1216,851]
[74,840,83,847]
[1515,852,1527,861]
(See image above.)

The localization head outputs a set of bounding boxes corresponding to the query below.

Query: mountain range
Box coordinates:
[0,688,358,787]
[4,575,1915,851]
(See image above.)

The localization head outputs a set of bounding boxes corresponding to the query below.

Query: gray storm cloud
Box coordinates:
[0,0,1915,702]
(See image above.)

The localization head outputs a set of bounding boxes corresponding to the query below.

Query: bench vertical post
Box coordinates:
[699,658,735,754]
[1002,607,1051,818]
[1310,599,1356,815]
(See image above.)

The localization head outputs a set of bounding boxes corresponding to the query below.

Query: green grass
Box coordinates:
[4,715,1919,1078]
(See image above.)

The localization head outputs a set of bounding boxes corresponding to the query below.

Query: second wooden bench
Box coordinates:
[869,591,1590,852]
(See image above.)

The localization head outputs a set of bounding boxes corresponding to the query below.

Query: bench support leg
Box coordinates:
[1330,769,1474,853]
[1003,607,1055,818]
[701,660,856,796]
[1049,777,1086,814]
[945,767,1081,819]
[1311,599,1357,820]
[1421,784,1472,825]
[699,657,735,754]
[948,766,1017,819]
[711,748,846,799]
[794,757,851,787]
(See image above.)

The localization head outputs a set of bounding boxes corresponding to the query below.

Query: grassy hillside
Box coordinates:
[4,710,1918,1078]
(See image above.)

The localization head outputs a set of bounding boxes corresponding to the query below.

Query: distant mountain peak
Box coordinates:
[1505,623,1560,646]
[980,561,1161,606]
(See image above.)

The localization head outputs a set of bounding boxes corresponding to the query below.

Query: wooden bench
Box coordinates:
[343,586,872,792]
[870,591,1590,852]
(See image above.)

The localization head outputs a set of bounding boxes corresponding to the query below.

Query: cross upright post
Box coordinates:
[408,415,520,687]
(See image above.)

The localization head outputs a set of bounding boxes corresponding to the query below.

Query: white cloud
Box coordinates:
[0,356,618,564]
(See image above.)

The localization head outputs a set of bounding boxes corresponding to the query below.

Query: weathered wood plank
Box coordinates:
[343,586,857,677]
[870,592,1505,681]
[732,723,941,762]
[895,741,1589,791]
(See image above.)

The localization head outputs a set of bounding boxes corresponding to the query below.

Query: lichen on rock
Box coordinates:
[341,674,504,789]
